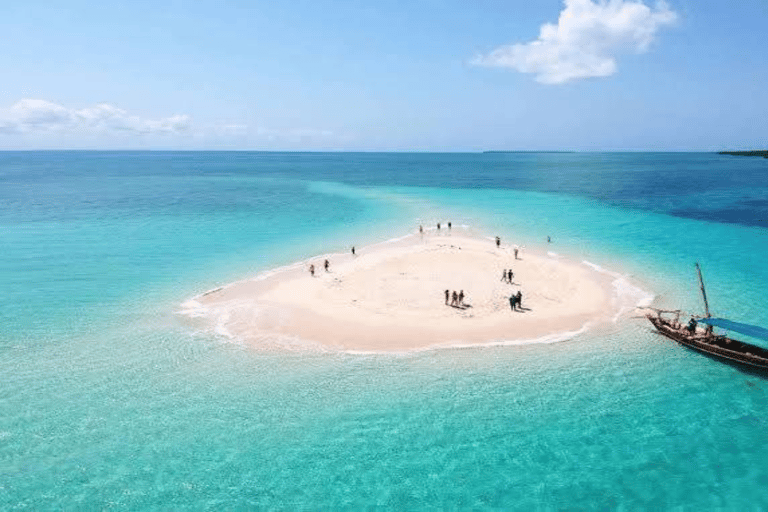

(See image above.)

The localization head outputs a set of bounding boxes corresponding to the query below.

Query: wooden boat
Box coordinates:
[647,263,768,369]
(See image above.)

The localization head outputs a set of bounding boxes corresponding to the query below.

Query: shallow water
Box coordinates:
[1,151,767,509]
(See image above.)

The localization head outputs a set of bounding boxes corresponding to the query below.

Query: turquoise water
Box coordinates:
[2,152,768,509]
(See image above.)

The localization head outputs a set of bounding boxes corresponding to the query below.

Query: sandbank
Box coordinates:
[186,230,626,352]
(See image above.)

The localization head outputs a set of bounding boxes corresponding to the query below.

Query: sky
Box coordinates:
[1,0,766,151]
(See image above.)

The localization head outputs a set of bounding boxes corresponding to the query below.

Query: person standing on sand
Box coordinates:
[309,264,315,277]
[324,259,329,272]
[437,222,441,230]
[516,290,522,310]
[458,290,464,306]
[496,236,501,248]
[508,269,513,283]
[514,247,519,259]
[451,291,458,306]
[445,289,449,305]
[420,225,423,235]
[501,269,508,282]
[448,222,451,230]
[352,246,355,256]
[509,293,517,311]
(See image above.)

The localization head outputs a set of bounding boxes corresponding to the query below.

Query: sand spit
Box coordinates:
[186,230,632,352]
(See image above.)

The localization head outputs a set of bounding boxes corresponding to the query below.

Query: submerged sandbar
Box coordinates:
[188,231,621,352]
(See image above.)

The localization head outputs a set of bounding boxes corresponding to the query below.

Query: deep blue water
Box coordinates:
[1,151,767,509]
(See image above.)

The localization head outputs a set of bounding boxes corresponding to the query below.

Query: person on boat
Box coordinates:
[687,317,697,335]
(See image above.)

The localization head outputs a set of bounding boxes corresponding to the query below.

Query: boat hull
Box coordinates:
[648,315,768,370]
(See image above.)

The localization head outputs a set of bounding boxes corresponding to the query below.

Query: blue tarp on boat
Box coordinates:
[697,318,768,347]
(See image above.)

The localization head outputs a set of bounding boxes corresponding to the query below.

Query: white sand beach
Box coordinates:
[190,230,619,352]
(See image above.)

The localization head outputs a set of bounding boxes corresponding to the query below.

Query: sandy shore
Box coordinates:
[186,230,621,352]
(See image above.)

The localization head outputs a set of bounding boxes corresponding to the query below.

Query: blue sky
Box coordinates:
[1,0,766,150]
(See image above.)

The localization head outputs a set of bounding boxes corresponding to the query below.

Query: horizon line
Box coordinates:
[0,149,760,154]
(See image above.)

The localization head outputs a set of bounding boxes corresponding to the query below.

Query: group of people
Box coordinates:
[308,259,331,277]
[445,289,466,307]
[309,245,358,276]
[420,222,452,235]
[308,232,527,314]
[509,290,524,311]
[495,237,525,312]
[501,267,524,311]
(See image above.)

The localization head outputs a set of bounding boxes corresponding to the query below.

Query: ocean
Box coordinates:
[1,151,767,509]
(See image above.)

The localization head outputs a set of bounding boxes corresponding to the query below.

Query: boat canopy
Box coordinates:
[697,318,768,345]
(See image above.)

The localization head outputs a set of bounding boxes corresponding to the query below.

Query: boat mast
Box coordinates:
[695,262,711,318]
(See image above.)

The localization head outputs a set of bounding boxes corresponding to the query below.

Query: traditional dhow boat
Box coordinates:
[647,263,768,369]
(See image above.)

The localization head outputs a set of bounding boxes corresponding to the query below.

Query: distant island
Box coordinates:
[718,150,768,159]
[483,150,576,154]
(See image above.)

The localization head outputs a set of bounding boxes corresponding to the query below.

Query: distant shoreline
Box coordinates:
[718,150,768,159]
[482,150,577,154]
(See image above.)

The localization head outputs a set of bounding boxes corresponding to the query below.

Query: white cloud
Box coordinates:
[0,98,353,148]
[0,99,191,135]
[473,0,677,84]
